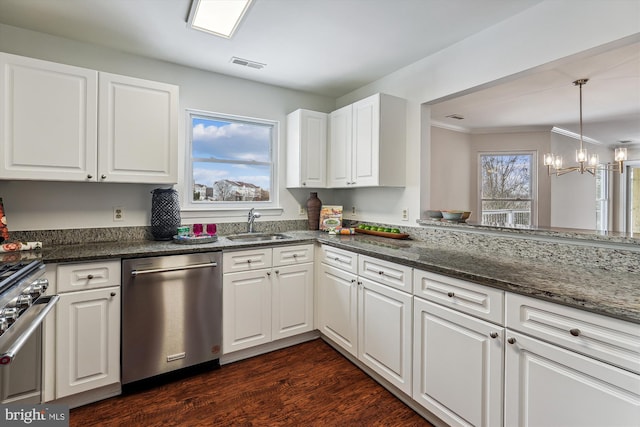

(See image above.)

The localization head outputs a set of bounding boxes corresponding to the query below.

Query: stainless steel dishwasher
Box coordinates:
[121,252,222,385]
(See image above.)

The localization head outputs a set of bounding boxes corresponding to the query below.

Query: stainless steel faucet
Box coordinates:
[247,208,261,233]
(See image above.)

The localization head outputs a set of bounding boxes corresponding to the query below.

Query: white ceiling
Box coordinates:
[0,0,638,146]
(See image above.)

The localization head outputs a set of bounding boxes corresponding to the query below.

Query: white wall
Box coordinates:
[336,0,640,227]
[429,126,472,214]
[0,24,336,231]
[550,132,616,230]
[1,0,639,231]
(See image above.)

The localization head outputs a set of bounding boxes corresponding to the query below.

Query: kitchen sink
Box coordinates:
[225,233,290,242]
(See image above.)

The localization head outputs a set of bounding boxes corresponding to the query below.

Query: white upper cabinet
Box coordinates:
[286,109,327,188]
[0,53,98,181]
[328,93,406,188]
[327,104,352,188]
[98,72,178,184]
[0,53,178,184]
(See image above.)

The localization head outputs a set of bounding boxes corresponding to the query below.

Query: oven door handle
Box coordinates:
[0,295,59,365]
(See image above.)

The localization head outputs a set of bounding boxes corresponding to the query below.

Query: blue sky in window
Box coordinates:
[192,117,271,190]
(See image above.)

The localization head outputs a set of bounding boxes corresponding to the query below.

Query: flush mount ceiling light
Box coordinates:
[188,0,253,39]
[543,78,627,176]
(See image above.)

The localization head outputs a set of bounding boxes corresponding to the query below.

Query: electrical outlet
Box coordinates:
[401,207,408,221]
[299,205,306,215]
[351,206,357,216]
[113,206,124,222]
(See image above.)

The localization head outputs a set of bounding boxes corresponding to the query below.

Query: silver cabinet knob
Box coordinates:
[569,328,581,337]
[447,292,455,298]
[507,337,516,345]
[378,270,384,275]
[87,274,94,280]
[490,332,499,339]
[110,292,116,297]
[87,174,93,179]
[302,182,306,186]
[101,174,107,179]
[266,271,271,276]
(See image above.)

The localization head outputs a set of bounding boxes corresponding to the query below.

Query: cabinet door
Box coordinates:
[56,287,120,398]
[413,297,504,427]
[272,263,314,340]
[358,277,412,395]
[318,263,358,356]
[327,104,352,187]
[222,269,272,354]
[351,94,379,187]
[0,53,98,181]
[505,330,640,427]
[98,72,178,184]
[286,109,327,188]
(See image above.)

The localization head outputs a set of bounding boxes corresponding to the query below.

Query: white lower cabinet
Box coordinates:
[54,260,121,399]
[505,293,640,427]
[222,245,314,354]
[56,287,120,398]
[318,263,358,356]
[223,269,273,353]
[359,277,412,394]
[318,245,412,394]
[504,330,640,427]
[272,262,314,340]
[413,297,504,427]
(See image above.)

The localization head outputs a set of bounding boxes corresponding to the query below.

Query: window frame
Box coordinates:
[477,150,538,227]
[183,109,281,215]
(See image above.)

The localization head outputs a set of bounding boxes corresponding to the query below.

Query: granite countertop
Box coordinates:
[30,230,639,324]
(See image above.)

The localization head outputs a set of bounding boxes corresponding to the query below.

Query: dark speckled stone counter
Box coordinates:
[27,230,639,324]
[316,233,639,324]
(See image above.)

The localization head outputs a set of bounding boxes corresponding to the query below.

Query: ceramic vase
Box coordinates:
[306,192,322,230]
[151,188,181,240]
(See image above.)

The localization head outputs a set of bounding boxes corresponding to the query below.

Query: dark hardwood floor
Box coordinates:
[70,338,433,426]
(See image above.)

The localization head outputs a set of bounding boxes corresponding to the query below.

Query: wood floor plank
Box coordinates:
[70,339,433,426]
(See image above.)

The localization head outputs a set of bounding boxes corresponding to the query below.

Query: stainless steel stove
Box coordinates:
[0,258,59,403]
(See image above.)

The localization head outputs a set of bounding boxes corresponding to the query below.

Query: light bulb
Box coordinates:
[543,153,554,166]
[576,148,588,163]
[615,147,628,162]
[589,154,599,166]
[554,155,563,169]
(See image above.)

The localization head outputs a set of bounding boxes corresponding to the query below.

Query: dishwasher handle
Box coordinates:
[130,262,218,277]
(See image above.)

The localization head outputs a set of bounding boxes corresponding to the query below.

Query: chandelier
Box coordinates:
[543,78,627,176]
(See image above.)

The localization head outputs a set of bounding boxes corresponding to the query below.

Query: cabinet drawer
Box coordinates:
[506,293,640,374]
[358,255,412,293]
[223,248,272,273]
[320,245,357,274]
[413,270,504,325]
[57,260,121,293]
[273,244,314,266]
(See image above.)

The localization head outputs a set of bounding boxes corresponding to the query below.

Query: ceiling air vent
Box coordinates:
[445,114,465,120]
[231,57,266,69]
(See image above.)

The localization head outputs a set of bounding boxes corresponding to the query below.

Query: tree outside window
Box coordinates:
[188,111,276,207]
[480,153,535,227]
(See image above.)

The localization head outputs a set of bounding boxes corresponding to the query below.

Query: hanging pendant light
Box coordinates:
[543,79,627,176]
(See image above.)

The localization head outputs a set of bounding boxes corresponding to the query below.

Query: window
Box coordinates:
[595,167,609,231]
[479,152,535,227]
[187,110,277,209]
